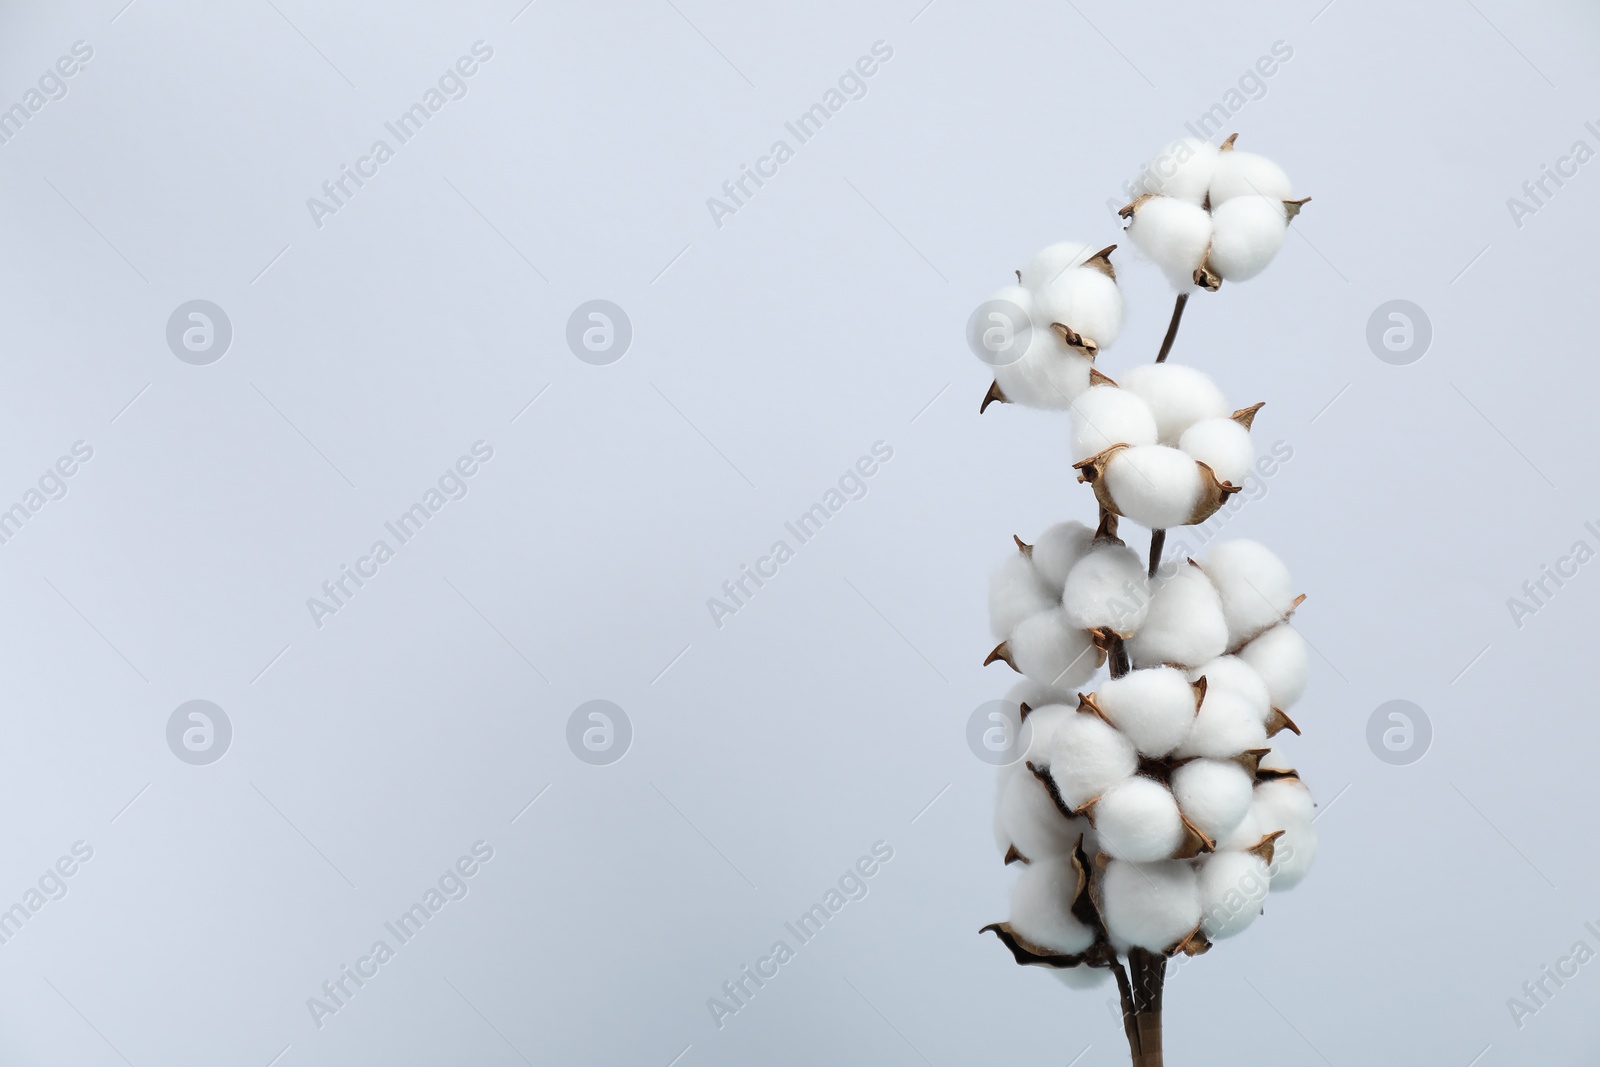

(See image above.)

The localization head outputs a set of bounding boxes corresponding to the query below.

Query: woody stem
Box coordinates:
[1155,293,1188,364]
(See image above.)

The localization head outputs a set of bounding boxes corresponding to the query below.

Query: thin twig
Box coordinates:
[1155,293,1188,363]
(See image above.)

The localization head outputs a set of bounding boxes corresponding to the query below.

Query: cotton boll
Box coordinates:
[1009,856,1098,955]
[1007,678,1078,713]
[1199,540,1297,648]
[1174,689,1268,758]
[1251,780,1317,889]
[1063,541,1149,633]
[1198,851,1271,939]
[1021,702,1078,768]
[1094,778,1184,863]
[1209,150,1292,206]
[1208,196,1288,282]
[1021,242,1095,288]
[1104,446,1204,530]
[1188,655,1271,722]
[969,284,1038,368]
[989,554,1056,640]
[1120,364,1230,446]
[998,767,1078,861]
[1215,806,1261,851]
[1127,565,1228,669]
[1049,713,1138,811]
[1031,521,1096,592]
[1101,860,1201,952]
[1125,196,1214,292]
[1269,821,1317,890]
[1095,667,1197,757]
[1011,608,1099,690]
[1053,966,1110,989]
[1034,267,1124,352]
[1069,386,1158,462]
[1236,622,1309,709]
[1137,138,1219,204]
[1170,759,1254,842]
[994,328,1093,409]
[1179,417,1253,487]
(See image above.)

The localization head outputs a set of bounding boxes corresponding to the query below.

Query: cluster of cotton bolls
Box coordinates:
[969,242,1124,412]
[985,533,1316,971]
[1120,134,1310,290]
[1069,362,1263,530]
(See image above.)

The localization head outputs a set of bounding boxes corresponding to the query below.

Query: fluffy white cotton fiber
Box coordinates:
[1053,966,1110,989]
[1127,564,1228,669]
[1236,622,1309,709]
[1049,713,1137,811]
[1209,150,1293,206]
[1199,540,1297,647]
[1105,446,1204,530]
[1170,758,1253,841]
[989,553,1056,640]
[1252,779,1317,890]
[1009,856,1098,955]
[1070,386,1158,462]
[1063,540,1149,632]
[1031,520,1096,592]
[998,767,1079,861]
[1095,667,1197,757]
[970,284,1037,367]
[1021,242,1095,288]
[1035,268,1124,351]
[1020,702,1078,768]
[1094,777,1184,863]
[1007,678,1078,715]
[1208,195,1288,282]
[1011,608,1098,689]
[1125,197,1214,292]
[1197,851,1271,939]
[1138,138,1219,205]
[1102,859,1201,952]
[994,327,1092,410]
[1174,689,1268,759]
[1120,364,1229,446]
[1188,655,1271,722]
[1178,417,1253,488]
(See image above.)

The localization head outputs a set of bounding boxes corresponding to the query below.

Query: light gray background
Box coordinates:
[0,0,1595,1064]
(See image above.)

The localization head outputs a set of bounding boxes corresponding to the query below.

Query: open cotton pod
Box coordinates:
[1187,655,1270,722]
[1121,195,1215,292]
[1088,777,1187,863]
[1078,445,1238,530]
[998,766,1083,862]
[1197,539,1301,648]
[1135,137,1219,205]
[1020,241,1098,289]
[1099,859,1202,954]
[1208,146,1294,206]
[1127,563,1229,669]
[1007,856,1099,956]
[1251,778,1317,890]
[1197,851,1272,939]
[1018,702,1081,769]
[1170,758,1254,842]
[1206,196,1289,283]
[990,323,1093,411]
[1091,667,1199,757]
[1068,385,1158,462]
[1048,711,1138,811]
[1033,249,1123,357]
[1179,415,1254,488]
[1173,687,1269,759]
[1235,621,1310,710]
[990,607,1099,690]
[1062,537,1149,633]
[1029,520,1096,592]
[1120,364,1230,447]
[988,550,1057,640]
